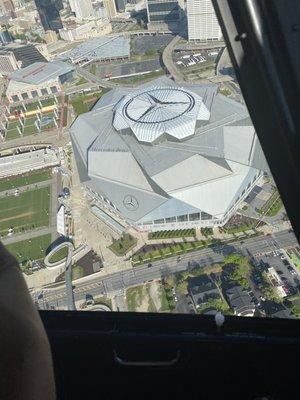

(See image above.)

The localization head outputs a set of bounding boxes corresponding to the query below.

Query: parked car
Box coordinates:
[85,294,94,306]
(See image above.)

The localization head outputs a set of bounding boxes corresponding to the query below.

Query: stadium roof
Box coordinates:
[57,35,130,64]
[113,87,210,143]
[71,77,268,224]
[9,61,74,85]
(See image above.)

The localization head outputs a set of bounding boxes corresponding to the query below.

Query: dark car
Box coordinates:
[148,263,152,268]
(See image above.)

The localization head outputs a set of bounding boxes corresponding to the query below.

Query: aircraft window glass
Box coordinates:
[0,0,298,320]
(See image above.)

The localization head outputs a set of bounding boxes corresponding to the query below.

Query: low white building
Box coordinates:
[0,148,59,179]
[6,61,75,103]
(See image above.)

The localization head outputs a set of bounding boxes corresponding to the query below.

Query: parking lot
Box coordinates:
[131,34,173,55]
[173,48,221,69]
[95,59,162,79]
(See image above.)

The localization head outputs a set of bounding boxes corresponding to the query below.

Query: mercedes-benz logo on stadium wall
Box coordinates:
[123,195,139,211]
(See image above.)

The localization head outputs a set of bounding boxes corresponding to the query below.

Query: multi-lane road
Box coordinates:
[35,229,298,310]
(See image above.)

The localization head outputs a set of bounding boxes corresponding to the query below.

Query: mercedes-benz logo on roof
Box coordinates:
[123,88,195,124]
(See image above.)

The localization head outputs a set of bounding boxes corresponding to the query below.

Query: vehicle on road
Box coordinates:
[85,294,94,306]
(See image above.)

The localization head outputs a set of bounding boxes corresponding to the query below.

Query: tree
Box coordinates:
[145,48,157,57]
[177,280,188,294]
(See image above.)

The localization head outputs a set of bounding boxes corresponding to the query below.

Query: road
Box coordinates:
[75,66,131,89]
[162,35,185,83]
[35,229,298,310]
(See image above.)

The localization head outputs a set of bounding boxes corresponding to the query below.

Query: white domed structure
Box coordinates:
[70,77,267,231]
[113,87,210,143]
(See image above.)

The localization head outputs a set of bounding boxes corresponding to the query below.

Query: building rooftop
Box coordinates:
[188,275,220,306]
[225,285,255,316]
[70,77,268,224]
[57,35,130,63]
[1,43,47,67]
[9,61,74,85]
[113,86,210,143]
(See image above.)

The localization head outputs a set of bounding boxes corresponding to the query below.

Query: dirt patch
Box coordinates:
[149,281,162,311]
[135,286,149,312]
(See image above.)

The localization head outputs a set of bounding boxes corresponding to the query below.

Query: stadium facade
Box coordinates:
[71,77,267,231]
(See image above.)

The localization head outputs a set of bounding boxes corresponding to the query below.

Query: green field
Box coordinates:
[70,90,109,115]
[0,170,52,192]
[48,246,68,263]
[23,125,39,135]
[25,116,38,126]
[6,234,52,264]
[0,186,50,235]
[6,128,21,140]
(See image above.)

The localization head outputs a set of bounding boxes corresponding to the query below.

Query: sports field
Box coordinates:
[0,170,52,192]
[6,234,52,264]
[0,186,51,236]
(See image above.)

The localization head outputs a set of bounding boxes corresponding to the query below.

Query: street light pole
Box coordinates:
[65,242,75,311]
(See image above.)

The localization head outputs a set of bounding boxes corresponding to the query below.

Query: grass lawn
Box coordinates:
[0,186,50,236]
[25,102,39,112]
[109,233,137,256]
[94,297,112,310]
[70,91,106,115]
[265,196,283,216]
[72,265,85,280]
[25,116,38,126]
[159,285,171,312]
[6,234,52,264]
[48,246,68,264]
[23,125,39,136]
[0,170,52,192]
[41,98,55,107]
[7,120,22,129]
[76,77,88,86]
[257,190,283,216]
[126,283,171,312]
[288,252,300,269]
[6,128,21,140]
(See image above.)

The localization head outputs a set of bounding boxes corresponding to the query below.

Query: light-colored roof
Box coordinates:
[70,77,268,223]
[57,35,130,63]
[113,86,210,143]
[171,161,257,217]
[152,154,232,193]
[9,61,74,85]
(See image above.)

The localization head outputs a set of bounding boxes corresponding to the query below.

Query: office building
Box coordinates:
[2,43,47,68]
[103,0,117,19]
[69,0,93,20]
[0,28,13,44]
[147,0,181,32]
[115,0,125,12]
[187,0,222,41]
[34,0,63,32]
[71,77,267,231]
[0,50,18,76]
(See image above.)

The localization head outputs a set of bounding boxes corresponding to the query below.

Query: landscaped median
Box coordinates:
[132,231,263,266]
[148,228,196,240]
[132,239,208,265]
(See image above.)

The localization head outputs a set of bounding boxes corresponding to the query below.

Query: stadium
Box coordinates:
[70,77,267,231]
